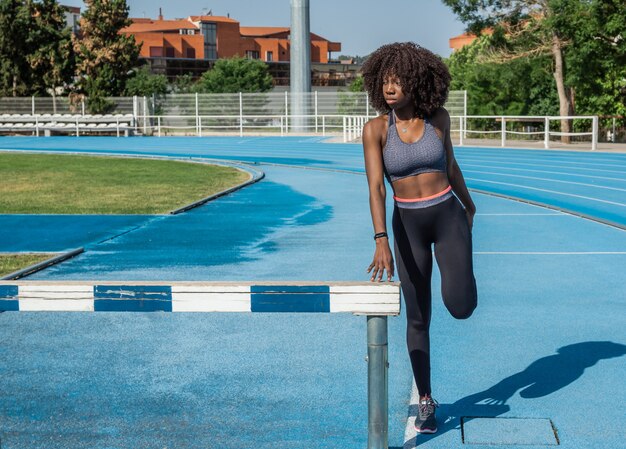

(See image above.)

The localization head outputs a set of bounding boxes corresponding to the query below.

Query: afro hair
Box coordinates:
[361,42,451,118]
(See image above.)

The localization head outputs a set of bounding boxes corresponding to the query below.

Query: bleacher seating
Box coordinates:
[0,113,135,136]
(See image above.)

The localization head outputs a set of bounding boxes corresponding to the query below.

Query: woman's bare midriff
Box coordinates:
[392,172,450,199]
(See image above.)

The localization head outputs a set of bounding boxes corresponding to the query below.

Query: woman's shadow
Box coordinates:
[402,341,626,448]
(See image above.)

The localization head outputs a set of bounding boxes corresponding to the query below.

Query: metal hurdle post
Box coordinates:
[367,315,389,449]
[0,280,400,449]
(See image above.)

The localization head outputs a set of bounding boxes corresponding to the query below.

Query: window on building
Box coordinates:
[246,50,260,60]
[266,51,273,62]
[165,47,175,58]
[186,48,196,59]
[201,22,217,59]
[150,46,163,57]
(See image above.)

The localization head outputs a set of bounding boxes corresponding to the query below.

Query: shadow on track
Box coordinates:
[405,341,626,447]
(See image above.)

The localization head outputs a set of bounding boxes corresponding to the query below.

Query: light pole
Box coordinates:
[290,0,311,133]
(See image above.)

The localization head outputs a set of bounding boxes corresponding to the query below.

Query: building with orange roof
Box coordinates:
[119,12,345,84]
[449,28,494,52]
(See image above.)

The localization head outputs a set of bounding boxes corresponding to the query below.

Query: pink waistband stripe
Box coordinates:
[394,185,452,203]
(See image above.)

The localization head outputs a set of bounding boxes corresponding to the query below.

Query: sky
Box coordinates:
[61,0,468,57]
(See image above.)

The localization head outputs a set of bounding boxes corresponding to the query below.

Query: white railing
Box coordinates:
[343,116,368,142]
[453,115,599,151]
[0,91,466,129]
[341,114,599,150]
[138,114,355,137]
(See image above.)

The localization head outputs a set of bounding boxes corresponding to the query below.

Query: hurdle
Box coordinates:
[0,280,400,449]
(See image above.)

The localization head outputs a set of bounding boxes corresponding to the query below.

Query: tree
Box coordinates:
[564,0,626,119]
[447,35,558,117]
[171,73,197,94]
[195,56,273,93]
[124,66,167,97]
[0,0,32,96]
[348,75,364,92]
[27,0,75,107]
[442,0,582,142]
[72,0,140,113]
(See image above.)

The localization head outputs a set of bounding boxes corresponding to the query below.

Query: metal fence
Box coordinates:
[0,96,134,116]
[0,91,467,137]
[343,114,600,150]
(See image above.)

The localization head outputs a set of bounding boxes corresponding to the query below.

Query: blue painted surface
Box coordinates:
[93,285,173,300]
[0,214,154,252]
[93,299,172,312]
[250,286,331,314]
[0,285,19,311]
[93,285,173,312]
[250,285,331,293]
[251,292,331,313]
[0,285,18,298]
[0,137,624,449]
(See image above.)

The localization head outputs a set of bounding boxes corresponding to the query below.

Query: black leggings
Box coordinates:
[392,195,477,396]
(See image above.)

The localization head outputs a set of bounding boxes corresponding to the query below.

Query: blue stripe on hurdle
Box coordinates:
[93,285,172,312]
[0,285,19,312]
[251,285,330,313]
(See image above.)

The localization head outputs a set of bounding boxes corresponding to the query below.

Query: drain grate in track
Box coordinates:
[461,417,559,445]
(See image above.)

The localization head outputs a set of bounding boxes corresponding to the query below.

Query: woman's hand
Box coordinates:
[367,238,395,282]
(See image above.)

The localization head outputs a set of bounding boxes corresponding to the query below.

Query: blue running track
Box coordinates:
[0,136,624,449]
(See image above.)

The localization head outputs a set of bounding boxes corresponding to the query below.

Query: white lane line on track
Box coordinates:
[466,177,626,207]
[461,151,626,163]
[460,163,626,182]
[403,380,420,449]
[458,157,626,174]
[464,170,626,192]
[476,213,564,215]
[474,251,626,255]
[457,153,626,169]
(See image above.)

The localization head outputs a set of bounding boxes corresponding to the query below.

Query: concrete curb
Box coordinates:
[169,159,265,214]
[1,248,84,280]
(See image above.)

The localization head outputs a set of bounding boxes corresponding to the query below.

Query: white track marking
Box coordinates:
[476,213,564,216]
[465,178,626,207]
[460,163,626,182]
[457,153,626,169]
[474,251,626,255]
[458,157,626,174]
[464,170,626,192]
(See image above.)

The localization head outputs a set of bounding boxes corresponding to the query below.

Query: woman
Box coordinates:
[361,42,478,434]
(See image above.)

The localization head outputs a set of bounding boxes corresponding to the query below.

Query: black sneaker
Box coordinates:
[415,396,439,434]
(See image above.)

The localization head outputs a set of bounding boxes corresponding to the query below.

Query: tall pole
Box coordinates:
[367,315,389,449]
[290,0,311,133]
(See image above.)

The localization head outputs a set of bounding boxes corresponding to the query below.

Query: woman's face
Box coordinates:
[382,74,411,109]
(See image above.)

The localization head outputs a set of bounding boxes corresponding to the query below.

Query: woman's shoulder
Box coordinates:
[364,114,389,136]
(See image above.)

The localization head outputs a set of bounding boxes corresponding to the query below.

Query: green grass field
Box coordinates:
[0,153,250,214]
[0,253,54,278]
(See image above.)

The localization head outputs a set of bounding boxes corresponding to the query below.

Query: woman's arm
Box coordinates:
[363,118,394,281]
[434,108,476,228]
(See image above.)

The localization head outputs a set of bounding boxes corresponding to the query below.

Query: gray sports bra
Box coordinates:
[382,111,447,183]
